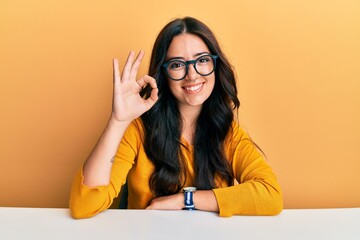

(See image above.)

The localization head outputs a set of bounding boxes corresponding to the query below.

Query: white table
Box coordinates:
[0,207,359,240]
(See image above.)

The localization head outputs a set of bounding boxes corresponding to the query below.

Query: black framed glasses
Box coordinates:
[162,54,218,81]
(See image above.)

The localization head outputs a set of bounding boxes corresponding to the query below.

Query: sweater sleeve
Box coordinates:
[69,120,141,219]
[212,125,283,217]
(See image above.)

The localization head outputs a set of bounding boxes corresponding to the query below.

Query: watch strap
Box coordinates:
[183,187,196,210]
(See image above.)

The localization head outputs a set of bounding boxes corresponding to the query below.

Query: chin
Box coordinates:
[185,98,207,107]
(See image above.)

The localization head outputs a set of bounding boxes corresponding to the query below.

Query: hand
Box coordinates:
[146,193,184,210]
[111,50,158,123]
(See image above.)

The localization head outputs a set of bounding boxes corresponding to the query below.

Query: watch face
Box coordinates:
[183,187,197,192]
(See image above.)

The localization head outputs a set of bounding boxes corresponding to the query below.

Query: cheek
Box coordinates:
[206,75,216,92]
[167,81,180,96]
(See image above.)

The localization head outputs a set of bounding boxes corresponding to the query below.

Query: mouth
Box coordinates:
[182,83,204,94]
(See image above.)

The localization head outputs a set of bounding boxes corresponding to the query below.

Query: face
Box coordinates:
[165,33,215,111]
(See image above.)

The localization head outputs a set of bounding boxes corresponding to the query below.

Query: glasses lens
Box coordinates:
[166,60,186,80]
[195,55,215,76]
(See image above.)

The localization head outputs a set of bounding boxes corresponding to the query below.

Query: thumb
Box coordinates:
[144,88,158,111]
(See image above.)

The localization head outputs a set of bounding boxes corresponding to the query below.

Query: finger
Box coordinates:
[121,51,135,82]
[113,58,121,90]
[145,199,156,210]
[144,87,158,110]
[137,75,158,110]
[137,75,157,89]
[146,88,159,107]
[129,50,145,81]
[113,58,121,81]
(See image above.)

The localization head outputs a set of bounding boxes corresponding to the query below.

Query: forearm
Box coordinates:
[146,190,219,212]
[83,115,130,187]
[70,168,115,219]
[213,180,283,217]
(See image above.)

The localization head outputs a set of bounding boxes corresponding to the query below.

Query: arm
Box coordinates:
[69,51,158,218]
[83,51,158,187]
[82,116,129,187]
[146,190,219,212]
[146,125,282,216]
[213,159,283,217]
[213,127,283,217]
[69,121,141,218]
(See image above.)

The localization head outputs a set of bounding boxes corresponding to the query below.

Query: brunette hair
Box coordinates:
[141,17,240,196]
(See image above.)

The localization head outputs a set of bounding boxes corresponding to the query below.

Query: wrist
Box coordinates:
[183,187,197,210]
[109,114,131,128]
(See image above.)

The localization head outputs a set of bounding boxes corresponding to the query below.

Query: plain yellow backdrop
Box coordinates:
[1,0,359,209]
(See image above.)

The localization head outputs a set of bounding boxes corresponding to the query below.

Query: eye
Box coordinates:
[197,56,211,63]
[169,61,185,70]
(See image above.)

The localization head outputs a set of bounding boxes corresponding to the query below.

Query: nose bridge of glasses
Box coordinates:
[185,59,198,75]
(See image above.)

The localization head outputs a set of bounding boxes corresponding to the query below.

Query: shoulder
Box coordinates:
[224,120,257,154]
[227,120,251,143]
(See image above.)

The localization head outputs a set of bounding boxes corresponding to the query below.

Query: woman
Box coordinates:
[69,17,283,218]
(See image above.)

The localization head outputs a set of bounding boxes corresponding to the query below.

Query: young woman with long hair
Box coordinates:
[69,17,283,218]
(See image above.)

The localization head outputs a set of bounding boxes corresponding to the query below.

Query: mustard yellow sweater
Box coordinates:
[69,119,283,218]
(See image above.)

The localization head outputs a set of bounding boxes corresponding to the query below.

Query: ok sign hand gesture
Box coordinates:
[111,50,158,123]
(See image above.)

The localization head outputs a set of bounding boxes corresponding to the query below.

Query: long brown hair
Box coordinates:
[141,17,240,196]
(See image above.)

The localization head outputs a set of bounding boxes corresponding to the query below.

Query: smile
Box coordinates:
[182,83,204,93]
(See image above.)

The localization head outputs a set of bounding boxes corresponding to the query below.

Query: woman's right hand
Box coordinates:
[111,50,158,123]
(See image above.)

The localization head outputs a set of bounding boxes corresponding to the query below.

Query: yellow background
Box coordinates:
[1,0,359,209]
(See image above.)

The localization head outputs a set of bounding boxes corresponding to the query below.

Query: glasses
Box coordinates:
[162,54,218,81]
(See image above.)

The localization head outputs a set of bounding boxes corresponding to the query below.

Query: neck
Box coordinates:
[178,104,202,144]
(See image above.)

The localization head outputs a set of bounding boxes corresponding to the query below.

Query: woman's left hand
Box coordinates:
[146,193,184,210]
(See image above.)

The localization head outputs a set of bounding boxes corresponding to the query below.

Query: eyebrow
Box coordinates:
[165,52,210,62]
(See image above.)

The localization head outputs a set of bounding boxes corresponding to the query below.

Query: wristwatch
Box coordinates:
[183,187,197,210]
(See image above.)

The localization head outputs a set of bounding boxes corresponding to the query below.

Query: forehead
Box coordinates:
[166,33,210,58]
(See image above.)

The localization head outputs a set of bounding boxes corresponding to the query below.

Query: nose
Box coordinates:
[185,63,199,81]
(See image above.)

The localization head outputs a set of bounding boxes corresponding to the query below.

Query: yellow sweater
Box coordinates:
[69,119,283,218]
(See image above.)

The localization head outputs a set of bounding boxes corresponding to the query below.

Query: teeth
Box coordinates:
[184,84,202,91]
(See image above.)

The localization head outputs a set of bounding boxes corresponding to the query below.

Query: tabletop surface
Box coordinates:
[1,207,359,240]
